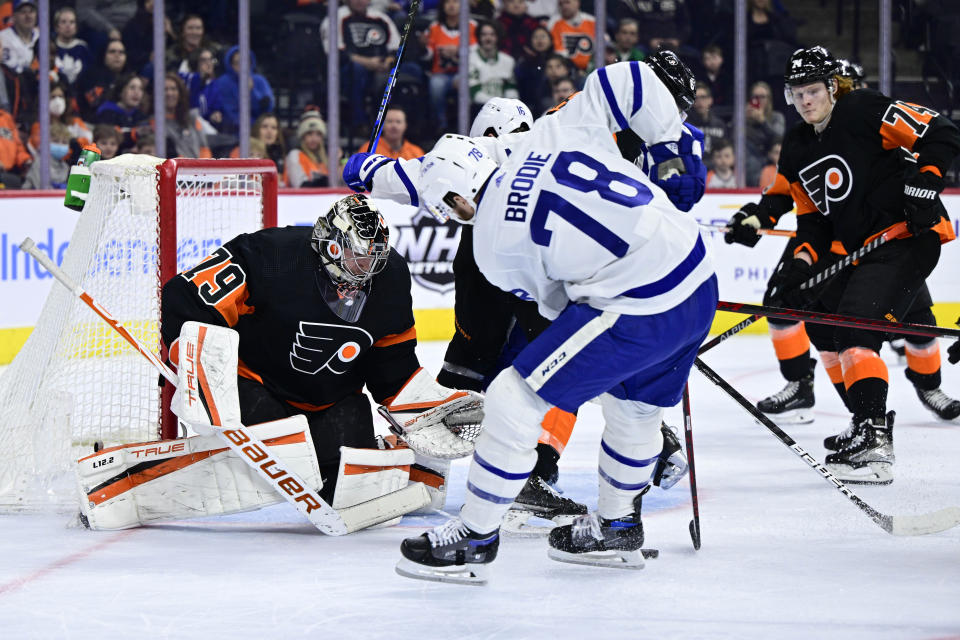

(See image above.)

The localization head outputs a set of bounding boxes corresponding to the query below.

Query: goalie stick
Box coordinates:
[20,238,427,535]
[693,356,960,536]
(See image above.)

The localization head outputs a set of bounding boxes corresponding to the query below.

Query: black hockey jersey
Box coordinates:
[754,89,960,262]
[161,225,419,408]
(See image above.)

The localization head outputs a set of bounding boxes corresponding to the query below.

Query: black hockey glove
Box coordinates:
[950,317,960,365]
[724,203,767,247]
[765,258,814,309]
[903,168,944,235]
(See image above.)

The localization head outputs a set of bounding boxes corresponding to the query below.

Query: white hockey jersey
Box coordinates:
[469,63,713,319]
[369,61,686,209]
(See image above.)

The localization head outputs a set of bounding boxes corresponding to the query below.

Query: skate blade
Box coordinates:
[546,547,655,569]
[761,408,814,425]
[825,461,893,485]
[501,509,555,538]
[394,557,488,586]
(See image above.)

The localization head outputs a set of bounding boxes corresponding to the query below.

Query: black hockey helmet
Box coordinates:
[645,50,697,113]
[838,58,866,88]
[784,46,840,87]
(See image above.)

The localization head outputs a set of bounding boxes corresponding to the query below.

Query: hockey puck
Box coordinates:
[93,440,104,452]
[641,548,659,560]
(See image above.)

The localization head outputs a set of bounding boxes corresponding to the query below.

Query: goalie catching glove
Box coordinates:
[379,368,484,459]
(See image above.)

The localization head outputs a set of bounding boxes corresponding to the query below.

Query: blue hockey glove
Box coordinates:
[342,152,393,192]
[645,124,706,212]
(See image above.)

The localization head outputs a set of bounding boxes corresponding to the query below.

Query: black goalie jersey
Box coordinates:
[161,225,419,408]
[754,89,960,262]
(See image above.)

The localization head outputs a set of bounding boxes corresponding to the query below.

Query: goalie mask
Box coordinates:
[311,194,390,321]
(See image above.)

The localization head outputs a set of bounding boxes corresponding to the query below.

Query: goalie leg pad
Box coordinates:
[333,446,419,528]
[77,416,321,530]
[174,321,241,436]
[410,453,451,513]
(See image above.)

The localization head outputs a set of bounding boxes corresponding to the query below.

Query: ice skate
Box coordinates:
[547,494,654,569]
[757,375,815,424]
[915,388,960,421]
[502,474,588,537]
[824,412,895,485]
[395,518,499,586]
[653,422,688,489]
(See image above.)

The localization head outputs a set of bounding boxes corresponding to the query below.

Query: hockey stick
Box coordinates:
[785,222,908,294]
[367,0,422,152]
[698,314,762,355]
[20,238,428,535]
[699,223,796,238]
[717,301,960,341]
[681,384,701,550]
[693,356,960,536]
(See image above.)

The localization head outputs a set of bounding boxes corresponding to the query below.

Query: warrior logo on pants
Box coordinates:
[289,322,373,375]
[798,154,853,215]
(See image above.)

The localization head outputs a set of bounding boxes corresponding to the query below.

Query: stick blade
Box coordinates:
[889,507,960,536]
[689,519,701,550]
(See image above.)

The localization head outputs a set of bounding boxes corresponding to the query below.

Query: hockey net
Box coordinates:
[0,156,278,512]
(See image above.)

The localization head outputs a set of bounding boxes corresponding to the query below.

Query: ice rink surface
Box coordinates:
[1,336,959,639]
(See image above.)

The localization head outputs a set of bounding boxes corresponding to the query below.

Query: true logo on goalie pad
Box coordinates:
[289,322,373,375]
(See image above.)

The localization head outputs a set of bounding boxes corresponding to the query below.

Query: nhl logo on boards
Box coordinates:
[394,209,461,294]
[798,154,853,215]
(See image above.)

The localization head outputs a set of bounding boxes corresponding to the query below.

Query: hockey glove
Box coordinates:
[903,168,944,236]
[644,124,706,212]
[342,152,393,192]
[724,202,770,247]
[950,318,960,365]
[765,258,814,309]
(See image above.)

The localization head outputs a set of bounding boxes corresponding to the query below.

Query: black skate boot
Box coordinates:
[757,374,815,424]
[395,518,499,585]
[502,474,588,537]
[825,412,895,485]
[547,492,653,569]
[916,387,960,421]
[653,422,688,489]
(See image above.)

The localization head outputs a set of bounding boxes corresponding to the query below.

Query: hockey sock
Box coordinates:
[770,321,812,380]
[905,339,941,391]
[841,347,889,418]
[533,407,576,481]
[460,368,547,534]
[597,396,662,520]
[822,351,852,409]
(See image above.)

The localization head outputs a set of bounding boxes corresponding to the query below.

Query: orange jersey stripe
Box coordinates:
[789,181,819,216]
[769,322,810,361]
[374,325,417,348]
[840,347,889,388]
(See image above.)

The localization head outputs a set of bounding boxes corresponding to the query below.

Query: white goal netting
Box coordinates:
[0,155,275,511]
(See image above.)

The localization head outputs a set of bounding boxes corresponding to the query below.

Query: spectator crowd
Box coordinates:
[0,0,834,190]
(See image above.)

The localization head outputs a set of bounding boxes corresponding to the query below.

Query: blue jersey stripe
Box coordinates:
[473,452,531,481]
[597,67,629,131]
[467,480,516,504]
[629,61,643,116]
[393,160,419,207]
[599,468,650,491]
[620,234,706,299]
[601,439,659,467]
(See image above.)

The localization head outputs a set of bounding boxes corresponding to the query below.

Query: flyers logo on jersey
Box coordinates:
[798,154,853,215]
[289,322,373,375]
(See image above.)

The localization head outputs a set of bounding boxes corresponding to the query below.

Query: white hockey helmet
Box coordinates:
[420,134,499,224]
[469,97,534,138]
